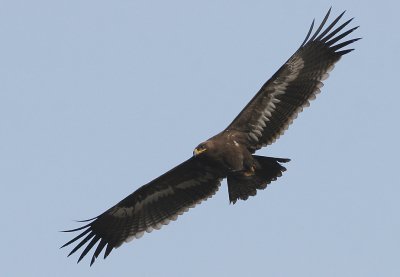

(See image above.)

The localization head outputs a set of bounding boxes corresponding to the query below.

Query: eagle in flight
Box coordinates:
[62,8,360,265]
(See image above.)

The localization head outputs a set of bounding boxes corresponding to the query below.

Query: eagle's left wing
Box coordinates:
[226,9,360,152]
[61,157,224,265]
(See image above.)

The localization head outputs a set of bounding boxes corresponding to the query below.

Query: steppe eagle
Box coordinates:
[62,8,360,265]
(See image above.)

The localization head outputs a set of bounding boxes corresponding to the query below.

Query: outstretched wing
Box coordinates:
[226,9,360,152]
[61,157,224,265]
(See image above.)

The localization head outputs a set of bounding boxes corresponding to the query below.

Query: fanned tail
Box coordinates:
[227,156,289,204]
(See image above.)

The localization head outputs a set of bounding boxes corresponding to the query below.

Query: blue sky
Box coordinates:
[1,1,399,276]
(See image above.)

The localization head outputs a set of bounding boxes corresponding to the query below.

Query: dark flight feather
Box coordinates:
[227,9,360,152]
[62,157,225,265]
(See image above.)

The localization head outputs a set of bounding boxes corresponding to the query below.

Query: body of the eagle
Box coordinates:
[194,130,255,173]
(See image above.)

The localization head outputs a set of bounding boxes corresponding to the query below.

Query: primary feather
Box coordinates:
[227,8,360,152]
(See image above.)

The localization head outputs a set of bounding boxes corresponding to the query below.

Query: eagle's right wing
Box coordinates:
[226,9,360,152]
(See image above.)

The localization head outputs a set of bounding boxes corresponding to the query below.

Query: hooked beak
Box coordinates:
[193,148,207,156]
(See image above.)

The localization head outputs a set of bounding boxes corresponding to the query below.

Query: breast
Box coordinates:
[207,131,252,171]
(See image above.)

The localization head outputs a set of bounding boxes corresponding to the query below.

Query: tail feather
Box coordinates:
[227,155,289,204]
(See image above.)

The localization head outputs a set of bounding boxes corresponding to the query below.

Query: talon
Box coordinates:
[244,165,256,177]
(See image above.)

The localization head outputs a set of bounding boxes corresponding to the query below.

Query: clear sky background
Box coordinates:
[1,0,399,276]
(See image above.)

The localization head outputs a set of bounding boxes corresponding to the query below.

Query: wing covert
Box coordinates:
[61,157,224,265]
[227,9,360,152]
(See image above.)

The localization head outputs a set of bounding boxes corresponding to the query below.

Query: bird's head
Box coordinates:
[193,141,213,157]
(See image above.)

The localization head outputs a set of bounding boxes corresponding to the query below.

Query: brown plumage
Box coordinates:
[62,8,360,265]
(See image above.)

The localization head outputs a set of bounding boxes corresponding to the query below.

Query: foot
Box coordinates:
[243,165,256,177]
